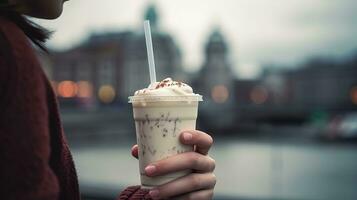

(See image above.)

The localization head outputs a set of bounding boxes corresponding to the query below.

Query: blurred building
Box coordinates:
[284,57,357,112]
[51,32,129,107]
[261,55,357,120]
[36,3,357,132]
[193,29,236,129]
[123,4,184,97]
[47,4,183,107]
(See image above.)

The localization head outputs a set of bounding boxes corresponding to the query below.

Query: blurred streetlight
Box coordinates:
[211,85,229,104]
[58,80,78,98]
[350,86,357,105]
[250,86,268,105]
[98,85,116,103]
[77,81,93,98]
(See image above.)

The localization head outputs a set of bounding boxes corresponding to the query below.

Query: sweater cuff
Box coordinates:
[117,185,152,200]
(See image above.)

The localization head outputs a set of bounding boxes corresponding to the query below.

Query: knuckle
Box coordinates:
[211,173,217,186]
[188,152,200,167]
[203,158,212,171]
[190,174,202,189]
[206,135,214,146]
[201,156,215,172]
[208,157,216,171]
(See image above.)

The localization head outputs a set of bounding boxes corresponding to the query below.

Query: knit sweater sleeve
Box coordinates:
[0,19,60,199]
[117,186,152,200]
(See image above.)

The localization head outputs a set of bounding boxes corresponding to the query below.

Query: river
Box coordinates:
[71,138,357,200]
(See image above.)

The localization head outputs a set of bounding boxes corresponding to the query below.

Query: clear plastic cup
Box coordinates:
[129,95,203,187]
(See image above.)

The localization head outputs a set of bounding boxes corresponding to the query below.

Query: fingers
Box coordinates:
[149,173,216,200]
[131,144,138,159]
[172,189,214,200]
[145,152,215,176]
[180,130,213,155]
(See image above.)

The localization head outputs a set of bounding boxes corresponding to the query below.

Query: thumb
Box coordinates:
[131,144,139,159]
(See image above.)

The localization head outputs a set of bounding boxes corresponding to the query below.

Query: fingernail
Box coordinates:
[183,132,192,141]
[145,165,156,175]
[149,189,159,198]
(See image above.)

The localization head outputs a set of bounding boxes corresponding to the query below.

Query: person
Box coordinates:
[0,0,216,199]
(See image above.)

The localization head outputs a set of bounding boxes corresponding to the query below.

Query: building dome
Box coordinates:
[205,28,228,55]
[144,4,159,29]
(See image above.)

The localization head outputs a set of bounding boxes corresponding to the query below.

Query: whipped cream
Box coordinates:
[134,78,196,96]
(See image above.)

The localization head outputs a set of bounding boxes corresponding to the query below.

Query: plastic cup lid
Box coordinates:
[128,95,203,103]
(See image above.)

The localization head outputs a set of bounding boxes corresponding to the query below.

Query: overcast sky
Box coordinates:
[36,0,357,78]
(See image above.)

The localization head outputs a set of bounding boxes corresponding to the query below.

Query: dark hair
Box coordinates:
[0,3,51,52]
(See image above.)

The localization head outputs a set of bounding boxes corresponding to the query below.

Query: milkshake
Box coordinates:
[129,78,202,187]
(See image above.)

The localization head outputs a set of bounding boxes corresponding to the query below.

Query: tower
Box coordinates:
[195,28,235,129]
[144,4,159,31]
[199,28,234,102]
[121,4,183,99]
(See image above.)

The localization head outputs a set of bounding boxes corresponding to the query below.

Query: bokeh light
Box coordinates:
[77,81,93,98]
[250,86,268,104]
[58,80,78,98]
[350,86,357,105]
[211,85,229,103]
[98,85,116,103]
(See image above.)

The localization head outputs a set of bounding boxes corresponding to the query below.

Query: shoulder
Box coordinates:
[0,16,40,67]
[0,17,18,103]
[0,16,48,115]
[0,16,46,84]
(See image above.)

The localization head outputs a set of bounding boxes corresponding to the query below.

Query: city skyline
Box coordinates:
[36,0,357,79]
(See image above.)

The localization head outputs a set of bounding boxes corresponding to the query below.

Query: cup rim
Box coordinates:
[128,95,203,103]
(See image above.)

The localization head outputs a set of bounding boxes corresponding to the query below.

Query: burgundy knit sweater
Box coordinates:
[0,17,151,200]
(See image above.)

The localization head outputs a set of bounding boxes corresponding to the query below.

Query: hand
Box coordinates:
[131,130,216,200]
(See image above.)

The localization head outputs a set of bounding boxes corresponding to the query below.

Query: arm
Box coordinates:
[0,33,59,199]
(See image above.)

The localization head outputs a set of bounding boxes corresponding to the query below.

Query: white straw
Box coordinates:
[144,20,157,84]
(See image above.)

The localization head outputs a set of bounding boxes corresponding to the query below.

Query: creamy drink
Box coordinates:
[129,78,202,187]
